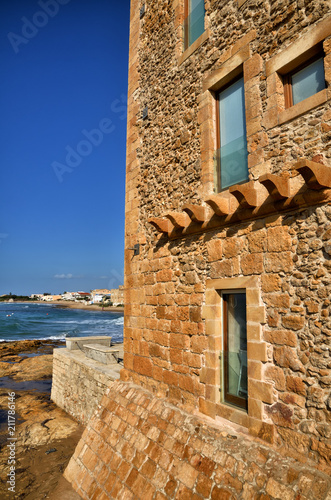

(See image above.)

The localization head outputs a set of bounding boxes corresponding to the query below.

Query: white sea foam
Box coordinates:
[46,318,122,327]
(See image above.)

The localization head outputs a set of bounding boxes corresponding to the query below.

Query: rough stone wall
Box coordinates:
[64,381,331,499]
[123,0,331,470]
[51,349,118,425]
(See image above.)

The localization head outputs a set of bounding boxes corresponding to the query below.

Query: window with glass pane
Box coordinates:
[184,0,205,50]
[216,77,248,191]
[291,57,325,105]
[222,292,247,410]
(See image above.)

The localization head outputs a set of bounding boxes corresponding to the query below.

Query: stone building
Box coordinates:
[124,0,331,464]
[111,285,125,306]
[64,0,331,498]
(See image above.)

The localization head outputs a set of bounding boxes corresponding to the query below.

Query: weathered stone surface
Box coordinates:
[286,375,307,396]
[264,365,286,390]
[273,346,304,372]
[52,345,123,425]
[266,402,294,429]
[65,382,331,500]
[122,0,331,479]
[267,226,292,252]
[281,315,305,331]
[0,354,53,380]
[264,329,297,347]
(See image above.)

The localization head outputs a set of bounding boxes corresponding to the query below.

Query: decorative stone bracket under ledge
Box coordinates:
[148,160,331,239]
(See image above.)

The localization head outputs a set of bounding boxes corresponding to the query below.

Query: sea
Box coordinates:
[0,302,124,343]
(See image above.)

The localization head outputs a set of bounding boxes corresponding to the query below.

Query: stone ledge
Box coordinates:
[178,29,210,66]
[278,89,328,127]
[66,336,112,351]
[83,344,120,365]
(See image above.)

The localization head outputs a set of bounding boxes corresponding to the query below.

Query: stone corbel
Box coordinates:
[165,212,190,228]
[182,204,210,223]
[229,181,258,208]
[259,173,291,200]
[295,159,331,190]
[148,217,171,233]
[205,194,231,216]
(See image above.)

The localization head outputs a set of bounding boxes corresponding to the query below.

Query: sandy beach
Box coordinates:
[0,339,82,499]
[51,300,124,313]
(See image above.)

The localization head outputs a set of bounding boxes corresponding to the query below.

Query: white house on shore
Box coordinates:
[90,289,112,304]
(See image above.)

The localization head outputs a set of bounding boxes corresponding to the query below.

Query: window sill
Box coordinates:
[178,29,210,65]
[216,401,249,428]
[278,88,328,126]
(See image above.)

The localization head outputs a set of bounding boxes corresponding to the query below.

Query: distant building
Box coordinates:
[61,292,77,301]
[43,294,62,302]
[76,292,91,301]
[90,289,112,304]
[110,286,124,306]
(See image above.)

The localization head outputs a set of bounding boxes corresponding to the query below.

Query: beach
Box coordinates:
[50,300,124,313]
[0,339,83,499]
[14,300,124,314]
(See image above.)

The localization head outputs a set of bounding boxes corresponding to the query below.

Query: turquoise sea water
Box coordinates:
[0,303,124,343]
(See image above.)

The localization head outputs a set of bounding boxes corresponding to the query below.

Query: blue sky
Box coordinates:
[0,0,130,295]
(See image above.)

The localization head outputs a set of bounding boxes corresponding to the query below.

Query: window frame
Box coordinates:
[215,74,249,193]
[183,0,205,51]
[222,290,248,411]
[283,51,326,109]
[265,17,331,129]
[202,276,269,431]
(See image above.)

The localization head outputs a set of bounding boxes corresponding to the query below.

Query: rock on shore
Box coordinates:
[0,340,83,499]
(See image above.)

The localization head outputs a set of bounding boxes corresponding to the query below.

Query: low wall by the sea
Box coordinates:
[51,347,122,425]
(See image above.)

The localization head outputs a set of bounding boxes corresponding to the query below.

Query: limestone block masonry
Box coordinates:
[64,381,331,499]
[121,0,331,472]
[51,344,123,425]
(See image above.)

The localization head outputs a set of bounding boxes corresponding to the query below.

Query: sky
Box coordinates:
[0,0,130,295]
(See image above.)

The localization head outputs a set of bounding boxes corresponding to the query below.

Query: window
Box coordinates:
[284,55,326,108]
[216,76,249,191]
[222,292,247,410]
[184,0,205,50]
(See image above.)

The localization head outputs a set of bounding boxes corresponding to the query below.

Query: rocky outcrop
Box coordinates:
[0,340,82,499]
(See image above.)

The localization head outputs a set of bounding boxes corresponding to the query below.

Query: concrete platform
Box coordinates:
[83,343,120,364]
[65,336,112,350]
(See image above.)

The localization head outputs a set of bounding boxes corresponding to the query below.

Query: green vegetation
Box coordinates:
[98,301,113,307]
[0,295,37,302]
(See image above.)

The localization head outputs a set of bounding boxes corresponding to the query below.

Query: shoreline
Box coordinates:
[0,338,83,499]
[51,300,124,313]
[2,300,124,313]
